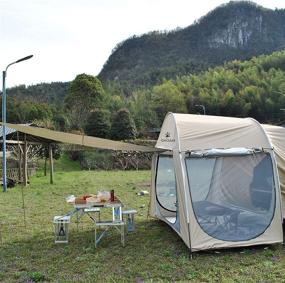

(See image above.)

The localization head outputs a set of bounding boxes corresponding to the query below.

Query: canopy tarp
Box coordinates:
[2,123,158,152]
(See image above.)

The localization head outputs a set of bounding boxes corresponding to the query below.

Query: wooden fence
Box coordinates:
[0,167,37,182]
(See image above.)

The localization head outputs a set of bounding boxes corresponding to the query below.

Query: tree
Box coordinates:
[2,97,53,123]
[105,94,126,113]
[65,74,105,129]
[129,89,159,133]
[152,80,187,123]
[85,109,111,138]
[110,108,137,140]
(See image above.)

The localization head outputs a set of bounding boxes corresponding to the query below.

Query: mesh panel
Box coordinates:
[186,152,275,241]
[156,156,177,212]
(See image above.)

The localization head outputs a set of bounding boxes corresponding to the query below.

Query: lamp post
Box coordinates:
[195,104,206,115]
[2,55,33,192]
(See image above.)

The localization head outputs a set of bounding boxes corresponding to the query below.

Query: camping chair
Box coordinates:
[122,209,137,232]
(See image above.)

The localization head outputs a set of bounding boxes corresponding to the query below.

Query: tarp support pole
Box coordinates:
[44,156,47,177]
[18,145,22,182]
[17,132,22,182]
[49,144,54,184]
[23,135,28,187]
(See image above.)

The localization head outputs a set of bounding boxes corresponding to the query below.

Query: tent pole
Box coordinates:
[23,135,28,186]
[49,144,54,184]
[188,222,193,260]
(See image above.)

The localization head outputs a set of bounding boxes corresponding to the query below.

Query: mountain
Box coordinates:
[98,1,285,90]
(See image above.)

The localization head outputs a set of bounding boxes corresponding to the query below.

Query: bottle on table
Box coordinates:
[110,190,115,202]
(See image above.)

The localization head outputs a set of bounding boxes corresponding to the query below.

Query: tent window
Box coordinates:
[187,158,216,201]
[156,156,177,212]
[186,152,275,241]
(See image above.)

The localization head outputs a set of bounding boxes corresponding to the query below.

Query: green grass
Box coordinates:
[0,158,285,282]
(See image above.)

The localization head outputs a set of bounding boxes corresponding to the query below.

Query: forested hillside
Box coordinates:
[155,50,285,124]
[7,82,69,104]
[99,1,285,91]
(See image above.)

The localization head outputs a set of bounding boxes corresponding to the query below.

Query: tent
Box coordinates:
[262,124,285,216]
[150,113,283,252]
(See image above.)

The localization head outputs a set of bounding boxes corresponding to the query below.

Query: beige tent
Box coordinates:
[150,113,283,252]
[262,124,285,216]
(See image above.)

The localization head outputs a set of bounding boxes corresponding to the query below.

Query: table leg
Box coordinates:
[94,223,97,249]
[76,211,79,232]
[121,224,125,247]
[113,207,122,222]
[119,207,122,221]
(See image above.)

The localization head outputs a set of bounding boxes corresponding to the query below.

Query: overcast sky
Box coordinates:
[1,0,284,87]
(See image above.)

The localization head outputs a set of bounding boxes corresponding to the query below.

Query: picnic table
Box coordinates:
[54,193,137,247]
[72,196,125,247]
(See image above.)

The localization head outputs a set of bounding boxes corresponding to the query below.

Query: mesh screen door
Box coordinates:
[156,156,177,224]
[186,152,275,241]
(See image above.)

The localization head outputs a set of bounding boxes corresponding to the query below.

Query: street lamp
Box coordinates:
[2,55,33,192]
[195,104,206,115]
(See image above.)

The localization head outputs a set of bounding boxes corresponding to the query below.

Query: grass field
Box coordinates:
[1,155,285,282]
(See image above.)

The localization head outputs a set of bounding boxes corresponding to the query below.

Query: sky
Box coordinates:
[1,0,285,87]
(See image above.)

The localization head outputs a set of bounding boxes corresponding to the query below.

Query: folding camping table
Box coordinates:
[72,197,125,247]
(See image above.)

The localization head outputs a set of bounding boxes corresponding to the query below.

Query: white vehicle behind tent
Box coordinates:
[150,113,283,252]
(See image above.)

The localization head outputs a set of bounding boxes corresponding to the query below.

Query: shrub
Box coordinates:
[79,150,113,170]
[85,109,111,138]
[110,108,137,140]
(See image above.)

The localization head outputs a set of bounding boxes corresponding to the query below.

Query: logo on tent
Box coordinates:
[161,132,175,142]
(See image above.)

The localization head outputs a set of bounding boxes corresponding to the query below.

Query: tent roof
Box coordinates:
[2,123,157,152]
[156,113,271,151]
